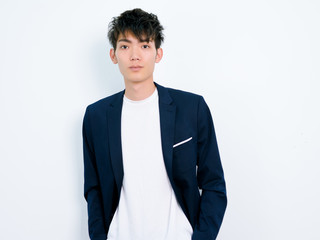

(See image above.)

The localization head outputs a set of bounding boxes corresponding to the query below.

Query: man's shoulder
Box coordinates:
[167,86,201,97]
[84,83,205,112]
[85,89,123,112]
[164,85,203,103]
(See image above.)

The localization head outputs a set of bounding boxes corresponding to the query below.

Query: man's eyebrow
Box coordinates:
[118,39,131,43]
[118,38,150,43]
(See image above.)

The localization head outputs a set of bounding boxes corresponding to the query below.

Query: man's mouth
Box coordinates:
[129,66,143,71]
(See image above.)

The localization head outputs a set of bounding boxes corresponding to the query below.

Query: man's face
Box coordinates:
[110,31,163,85]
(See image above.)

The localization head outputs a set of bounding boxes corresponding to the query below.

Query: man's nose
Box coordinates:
[130,47,141,61]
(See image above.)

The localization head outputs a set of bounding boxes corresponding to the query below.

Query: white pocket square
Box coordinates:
[173,137,192,148]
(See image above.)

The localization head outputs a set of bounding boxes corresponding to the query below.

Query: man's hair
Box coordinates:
[107,8,165,51]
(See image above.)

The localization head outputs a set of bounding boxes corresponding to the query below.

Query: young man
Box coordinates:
[82,8,227,240]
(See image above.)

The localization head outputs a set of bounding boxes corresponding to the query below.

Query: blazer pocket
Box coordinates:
[173,137,193,151]
[172,136,196,172]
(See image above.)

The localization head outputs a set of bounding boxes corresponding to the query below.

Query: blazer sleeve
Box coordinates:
[82,106,108,240]
[192,96,227,240]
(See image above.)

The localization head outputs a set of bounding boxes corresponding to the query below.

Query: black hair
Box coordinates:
[107,8,165,51]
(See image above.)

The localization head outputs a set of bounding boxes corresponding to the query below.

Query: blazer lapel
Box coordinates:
[155,82,176,187]
[106,81,177,195]
[107,89,125,194]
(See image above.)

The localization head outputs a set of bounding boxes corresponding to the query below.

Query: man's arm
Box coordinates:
[82,106,107,240]
[192,96,227,240]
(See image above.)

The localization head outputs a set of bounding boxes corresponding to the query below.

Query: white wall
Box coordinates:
[0,0,319,239]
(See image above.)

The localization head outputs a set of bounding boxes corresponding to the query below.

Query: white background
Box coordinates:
[0,0,319,239]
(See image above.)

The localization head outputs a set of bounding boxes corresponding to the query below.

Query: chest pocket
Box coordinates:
[173,136,193,151]
[172,136,197,172]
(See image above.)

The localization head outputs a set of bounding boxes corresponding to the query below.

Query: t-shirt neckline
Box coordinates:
[123,87,158,104]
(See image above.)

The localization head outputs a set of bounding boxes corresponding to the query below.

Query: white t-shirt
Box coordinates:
[107,87,193,240]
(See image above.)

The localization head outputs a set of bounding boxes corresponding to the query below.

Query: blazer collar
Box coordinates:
[109,81,173,107]
[107,81,177,196]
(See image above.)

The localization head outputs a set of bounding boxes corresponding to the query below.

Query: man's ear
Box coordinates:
[155,48,163,63]
[110,48,118,64]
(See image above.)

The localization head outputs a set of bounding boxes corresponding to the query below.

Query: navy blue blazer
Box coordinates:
[82,81,227,240]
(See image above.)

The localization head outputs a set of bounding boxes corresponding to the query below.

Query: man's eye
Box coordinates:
[142,45,149,48]
[120,45,128,49]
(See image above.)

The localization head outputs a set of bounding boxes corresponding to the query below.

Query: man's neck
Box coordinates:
[124,79,156,101]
